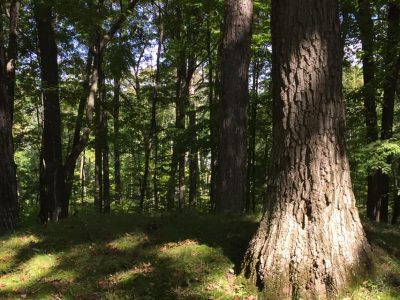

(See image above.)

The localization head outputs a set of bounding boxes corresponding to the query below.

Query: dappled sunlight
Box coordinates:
[0,214,260,298]
[0,214,396,299]
[0,253,59,293]
[107,232,149,252]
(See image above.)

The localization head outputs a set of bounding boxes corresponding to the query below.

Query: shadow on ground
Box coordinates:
[0,212,260,299]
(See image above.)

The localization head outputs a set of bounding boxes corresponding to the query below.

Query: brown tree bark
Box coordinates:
[216,0,253,213]
[34,0,64,222]
[242,0,372,297]
[0,17,18,231]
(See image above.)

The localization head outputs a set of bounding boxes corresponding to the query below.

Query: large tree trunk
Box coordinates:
[242,1,372,298]
[216,0,253,214]
[0,21,18,231]
[34,0,64,222]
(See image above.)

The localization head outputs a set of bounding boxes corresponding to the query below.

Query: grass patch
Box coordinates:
[0,212,398,299]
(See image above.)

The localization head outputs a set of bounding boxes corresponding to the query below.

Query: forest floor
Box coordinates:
[0,210,399,299]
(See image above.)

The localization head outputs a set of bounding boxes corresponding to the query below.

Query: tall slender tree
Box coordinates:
[243,0,371,297]
[379,3,400,223]
[6,0,20,122]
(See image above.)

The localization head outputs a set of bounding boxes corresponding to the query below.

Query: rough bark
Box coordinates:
[34,0,64,222]
[0,19,18,231]
[242,1,372,298]
[216,0,253,213]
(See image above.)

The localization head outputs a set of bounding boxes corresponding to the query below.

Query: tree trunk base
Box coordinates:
[243,203,372,299]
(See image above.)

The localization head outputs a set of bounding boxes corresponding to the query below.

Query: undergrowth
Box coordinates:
[0,211,398,299]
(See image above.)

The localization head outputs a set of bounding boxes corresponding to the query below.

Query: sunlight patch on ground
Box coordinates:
[0,254,58,292]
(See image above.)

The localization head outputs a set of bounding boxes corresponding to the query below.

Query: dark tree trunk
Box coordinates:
[242,1,372,297]
[381,3,400,141]
[166,143,178,209]
[0,20,18,231]
[139,137,150,212]
[94,36,104,213]
[34,0,64,222]
[6,0,20,122]
[246,61,259,213]
[356,0,383,222]
[216,0,253,213]
[357,0,379,142]
[80,150,86,203]
[207,28,218,211]
[188,103,199,208]
[378,3,400,223]
[392,160,400,224]
[113,77,122,204]
[152,15,163,210]
[102,111,110,214]
[62,44,93,218]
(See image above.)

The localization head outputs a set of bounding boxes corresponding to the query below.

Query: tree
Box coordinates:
[0,10,18,231]
[242,0,372,297]
[6,0,20,121]
[379,3,400,223]
[216,0,253,213]
[356,0,383,221]
[34,0,64,222]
